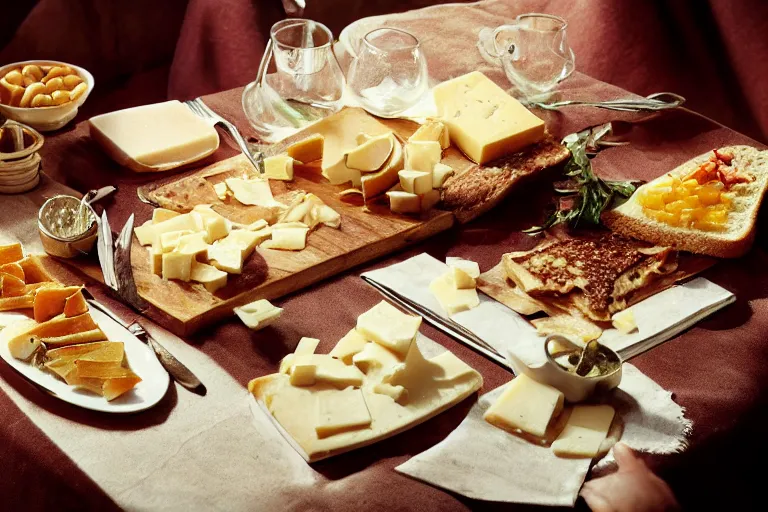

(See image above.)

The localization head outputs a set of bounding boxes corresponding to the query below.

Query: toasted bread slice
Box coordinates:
[603,145,768,258]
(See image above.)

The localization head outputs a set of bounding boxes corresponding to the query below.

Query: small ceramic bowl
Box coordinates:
[0,60,94,132]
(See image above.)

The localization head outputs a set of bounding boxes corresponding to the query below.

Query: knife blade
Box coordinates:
[113,214,149,312]
[97,211,117,290]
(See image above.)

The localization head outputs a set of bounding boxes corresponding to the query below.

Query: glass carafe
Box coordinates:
[242,19,345,142]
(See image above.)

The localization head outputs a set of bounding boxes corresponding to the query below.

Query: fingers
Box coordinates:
[580,483,613,512]
[613,442,647,472]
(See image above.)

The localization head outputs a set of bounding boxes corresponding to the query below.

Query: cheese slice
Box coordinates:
[290,355,317,386]
[345,133,394,172]
[261,226,308,251]
[329,329,369,364]
[219,229,268,258]
[177,232,208,257]
[159,230,193,253]
[161,251,193,281]
[264,154,295,181]
[399,170,432,195]
[190,261,227,293]
[404,141,441,173]
[152,208,180,224]
[88,100,220,171]
[322,156,362,187]
[315,388,372,439]
[432,163,455,188]
[451,266,476,289]
[352,341,401,375]
[483,374,565,438]
[446,257,481,278]
[286,134,324,163]
[372,382,407,403]
[225,178,283,207]
[433,71,545,164]
[429,272,479,315]
[295,337,320,357]
[246,219,269,231]
[356,301,421,356]
[207,244,244,274]
[213,182,229,200]
[314,355,365,388]
[612,309,638,334]
[409,120,450,149]
[234,299,283,330]
[551,405,616,458]
[430,350,476,381]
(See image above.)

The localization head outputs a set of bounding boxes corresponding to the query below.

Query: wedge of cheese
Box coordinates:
[433,71,545,164]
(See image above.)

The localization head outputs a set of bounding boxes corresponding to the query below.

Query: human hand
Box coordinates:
[579,443,679,512]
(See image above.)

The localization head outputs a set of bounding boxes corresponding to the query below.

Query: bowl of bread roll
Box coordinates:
[0,60,94,132]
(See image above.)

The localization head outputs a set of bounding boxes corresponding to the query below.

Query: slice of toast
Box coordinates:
[603,145,768,258]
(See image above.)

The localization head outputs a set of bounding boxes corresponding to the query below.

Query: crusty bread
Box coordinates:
[603,145,768,258]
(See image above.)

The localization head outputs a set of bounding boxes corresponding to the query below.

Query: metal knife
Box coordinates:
[96,213,205,393]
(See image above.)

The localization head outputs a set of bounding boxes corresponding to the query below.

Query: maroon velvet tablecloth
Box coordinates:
[3,2,768,511]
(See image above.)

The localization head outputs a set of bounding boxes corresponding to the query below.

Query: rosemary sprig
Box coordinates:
[524,128,637,234]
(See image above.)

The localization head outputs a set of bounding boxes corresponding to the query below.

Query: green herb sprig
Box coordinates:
[524,129,637,234]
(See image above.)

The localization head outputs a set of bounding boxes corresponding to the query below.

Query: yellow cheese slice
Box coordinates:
[483,374,564,438]
[551,405,616,458]
[213,182,229,200]
[261,226,309,251]
[315,388,372,439]
[329,329,369,364]
[404,140,441,173]
[429,272,479,315]
[433,71,545,164]
[219,229,269,258]
[190,261,228,293]
[286,133,324,163]
[152,208,180,224]
[234,299,283,330]
[225,177,283,207]
[356,301,421,357]
[352,341,401,375]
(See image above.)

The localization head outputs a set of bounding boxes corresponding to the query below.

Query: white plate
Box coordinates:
[0,308,170,413]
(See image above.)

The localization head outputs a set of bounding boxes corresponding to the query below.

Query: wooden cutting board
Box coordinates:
[133,108,471,336]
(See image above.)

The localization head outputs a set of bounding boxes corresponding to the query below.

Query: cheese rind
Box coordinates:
[483,374,564,437]
[551,405,616,458]
[356,301,421,356]
[345,133,393,172]
[433,71,545,164]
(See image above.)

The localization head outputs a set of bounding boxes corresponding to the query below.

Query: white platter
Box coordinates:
[0,308,170,413]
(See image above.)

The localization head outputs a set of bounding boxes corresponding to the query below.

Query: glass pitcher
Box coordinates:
[242,19,345,142]
[489,13,575,97]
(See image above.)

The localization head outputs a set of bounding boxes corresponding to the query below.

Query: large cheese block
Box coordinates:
[88,100,220,172]
[433,71,545,164]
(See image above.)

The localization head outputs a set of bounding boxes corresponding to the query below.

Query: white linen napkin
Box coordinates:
[395,364,691,506]
[361,253,735,363]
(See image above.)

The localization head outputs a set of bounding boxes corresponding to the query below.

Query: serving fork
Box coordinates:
[184,97,265,174]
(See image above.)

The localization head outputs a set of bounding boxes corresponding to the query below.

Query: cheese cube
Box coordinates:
[551,405,616,458]
[264,154,295,181]
[152,208,180,224]
[234,299,283,330]
[190,261,228,293]
[286,133,324,163]
[399,170,433,195]
[409,120,450,149]
[161,251,193,281]
[134,213,202,246]
[329,329,369,364]
[294,337,320,357]
[134,220,155,246]
[261,226,308,251]
[314,356,365,388]
[433,71,545,164]
[446,257,481,278]
[213,182,228,200]
[315,388,372,438]
[207,244,244,274]
[203,215,230,244]
[289,355,316,386]
[88,100,219,170]
[352,341,401,375]
[159,230,193,253]
[429,272,479,315]
[356,301,421,356]
[177,232,209,258]
[483,374,564,437]
[387,191,421,214]
[612,309,638,334]
[219,229,268,258]
[452,267,476,289]
[432,163,455,188]
[148,245,162,276]
[405,141,441,173]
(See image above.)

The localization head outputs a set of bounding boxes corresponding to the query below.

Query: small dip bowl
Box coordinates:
[38,195,98,258]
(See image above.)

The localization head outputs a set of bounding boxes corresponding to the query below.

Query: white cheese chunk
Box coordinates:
[430,351,475,381]
[159,230,193,253]
[432,163,455,188]
[451,266,476,289]
[483,374,564,438]
[399,170,433,195]
[152,208,180,224]
[372,382,408,404]
[551,405,616,458]
[225,177,283,207]
[404,140,441,173]
[356,301,421,357]
[352,341,401,375]
[161,251,193,281]
[387,190,420,214]
[329,329,369,364]
[446,257,481,278]
[202,215,231,244]
[322,155,362,187]
[189,261,227,293]
[409,120,450,149]
[88,100,219,170]
[177,232,208,258]
[429,272,479,315]
[148,244,163,276]
[207,244,244,274]
[261,226,309,251]
[314,355,365,388]
[294,337,320,357]
[134,220,155,246]
[345,133,394,172]
[134,213,202,246]
[234,299,283,330]
[245,219,269,231]
[213,182,229,200]
[315,388,372,439]
[219,229,268,258]
[612,309,638,334]
[264,154,295,181]
[290,354,317,386]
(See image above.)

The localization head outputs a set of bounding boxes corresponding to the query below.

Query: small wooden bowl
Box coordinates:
[0,120,44,194]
